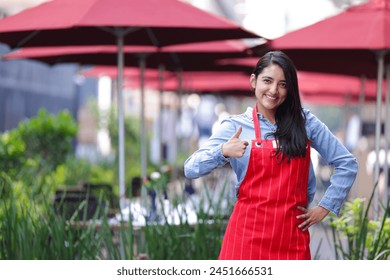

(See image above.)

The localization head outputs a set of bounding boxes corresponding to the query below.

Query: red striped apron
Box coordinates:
[219,105,311,260]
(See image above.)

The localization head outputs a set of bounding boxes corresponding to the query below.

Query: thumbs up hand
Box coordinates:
[222,126,249,158]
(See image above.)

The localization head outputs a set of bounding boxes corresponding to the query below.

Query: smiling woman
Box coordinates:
[184,50,358,260]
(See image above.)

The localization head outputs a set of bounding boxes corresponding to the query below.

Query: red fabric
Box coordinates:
[219,105,311,260]
[80,66,170,79]
[4,40,248,60]
[2,40,251,72]
[271,0,390,50]
[297,71,381,99]
[0,0,258,48]
[0,0,242,30]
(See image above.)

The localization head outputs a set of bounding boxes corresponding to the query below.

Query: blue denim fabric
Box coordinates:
[184,107,358,216]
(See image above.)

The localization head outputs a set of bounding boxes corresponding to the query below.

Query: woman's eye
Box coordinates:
[279,83,287,88]
[263,78,271,83]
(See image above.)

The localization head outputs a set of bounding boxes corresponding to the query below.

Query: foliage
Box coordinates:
[0,106,168,260]
[329,184,390,260]
[0,107,113,207]
[16,108,78,170]
[53,157,91,187]
[0,130,25,176]
[0,168,232,260]
[0,109,80,211]
[0,182,114,260]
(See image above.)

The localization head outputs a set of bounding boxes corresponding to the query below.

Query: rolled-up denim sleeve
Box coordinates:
[306,111,358,216]
[184,118,236,179]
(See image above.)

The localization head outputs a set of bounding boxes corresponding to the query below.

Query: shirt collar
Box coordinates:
[245,106,266,121]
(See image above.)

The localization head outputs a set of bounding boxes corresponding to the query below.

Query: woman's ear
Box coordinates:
[250,74,256,90]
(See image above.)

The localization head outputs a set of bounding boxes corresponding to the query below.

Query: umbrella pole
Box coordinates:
[158,64,165,165]
[384,65,390,204]
[116,36,126,210]
[139,55,149,211]
[350,76,366,198]
[374,50,386,219]
[116,34,126,259]
[172,69,183,181]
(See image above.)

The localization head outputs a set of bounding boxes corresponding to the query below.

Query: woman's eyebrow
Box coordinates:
[261,75,286,82]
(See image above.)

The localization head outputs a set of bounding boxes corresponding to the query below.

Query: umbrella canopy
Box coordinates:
[300,94,367,106]
[139,71,251,93]
[217,57,384,100]
[297,71,381,100]
[0,0,261,216]
[0,0,259,48]
[269,0,390,215]
[2,45,156,64]
[80,65,172,80]
[220,49,386,79]
[271,0,390,50]
[2,40,256,71]
[79,66,252,93]
[81,65,381,105]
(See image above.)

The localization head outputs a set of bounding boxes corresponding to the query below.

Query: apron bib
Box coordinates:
[219,105,311,260]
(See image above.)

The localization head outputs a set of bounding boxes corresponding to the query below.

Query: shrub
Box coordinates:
[329,184,390,260]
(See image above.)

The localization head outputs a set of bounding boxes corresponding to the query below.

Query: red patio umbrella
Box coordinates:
[297,71,381,100]
[2,40,256,71]
[0,0,260,213]
[135,71,251,93]
[299,94,374,106]
[80,65,172,80]
[269,0,390,214]
[103,59,380,103]
[217,57,384,101]
[85,65,381,105]
[123,69,380,108]
[0,0,259,47]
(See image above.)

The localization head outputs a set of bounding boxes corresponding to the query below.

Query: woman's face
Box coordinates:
[250,64,287,122]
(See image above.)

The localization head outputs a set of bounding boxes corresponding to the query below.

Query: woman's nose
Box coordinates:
[269,82,278,93]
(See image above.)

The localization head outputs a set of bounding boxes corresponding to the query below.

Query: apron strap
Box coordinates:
[252,103,262,145]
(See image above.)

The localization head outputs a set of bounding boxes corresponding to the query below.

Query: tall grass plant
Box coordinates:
[329,183,390,260]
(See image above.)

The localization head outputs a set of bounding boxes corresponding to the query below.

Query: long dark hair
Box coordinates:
[253,50,307,161]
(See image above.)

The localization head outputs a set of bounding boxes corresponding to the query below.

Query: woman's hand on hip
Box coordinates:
[296,206,330,231]
[222,126,249,158]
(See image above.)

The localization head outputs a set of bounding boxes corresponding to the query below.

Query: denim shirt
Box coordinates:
[184,107,358,216]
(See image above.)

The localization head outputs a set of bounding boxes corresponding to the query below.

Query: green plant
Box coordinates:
[0,182,118,260]
[0,177,232,260]
[0,131,26,176]
[329,184,390,260]
[17,109,78,170]
[54,157,91,187]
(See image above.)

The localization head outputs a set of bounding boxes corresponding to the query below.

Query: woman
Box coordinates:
[184,51,358,260]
